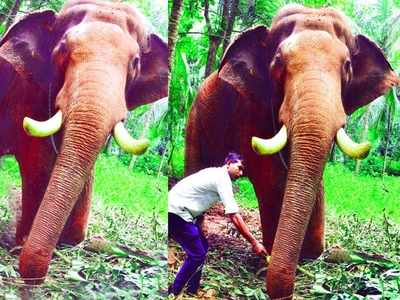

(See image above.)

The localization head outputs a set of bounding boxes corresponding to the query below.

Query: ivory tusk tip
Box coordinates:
[133,138,150,155]
[251,137,264,155]
[22,111,62,137]
[22,117,32,135]
[22,116,47,137]
[336,128,371,159]
[354,142,371,159]
[251,126,287,155]
[113,122,150,155]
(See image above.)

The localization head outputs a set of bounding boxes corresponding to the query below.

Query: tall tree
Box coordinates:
[222,0,239,53]
[204,0,229,77]
[5,0,22,30]
[168,0,184,68]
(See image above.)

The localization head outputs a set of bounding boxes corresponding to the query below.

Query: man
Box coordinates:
[168,152,268,296]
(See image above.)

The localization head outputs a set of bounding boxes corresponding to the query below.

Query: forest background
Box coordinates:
[0,0,168,299]
[168,0,400,298]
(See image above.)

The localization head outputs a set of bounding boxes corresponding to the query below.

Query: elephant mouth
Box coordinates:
[251,125,371,159]
[22,110,149,155]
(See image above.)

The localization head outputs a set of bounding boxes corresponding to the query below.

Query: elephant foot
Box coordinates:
[300,239,324,260]
[266,266,295,300]
[59,222,86,246]
[300,249,323,260]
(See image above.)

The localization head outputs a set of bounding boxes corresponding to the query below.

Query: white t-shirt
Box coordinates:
[168,166,240,222]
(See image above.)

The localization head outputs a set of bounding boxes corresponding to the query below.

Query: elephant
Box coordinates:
[0,0,168,284]
[184,5,399,299]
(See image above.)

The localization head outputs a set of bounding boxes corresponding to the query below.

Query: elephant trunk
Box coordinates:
[267,85,341,298]
[19,88,116,283]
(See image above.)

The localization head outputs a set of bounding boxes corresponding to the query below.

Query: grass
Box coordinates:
[94,154,167,219]
[0,156,21,196]
[0,153,167,299]
[324,163,400,222]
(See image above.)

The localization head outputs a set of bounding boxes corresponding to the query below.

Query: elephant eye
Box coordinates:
[130,56,140,79]
[131,56,140,71]
[270,52,284,81]
[343,59,352,84]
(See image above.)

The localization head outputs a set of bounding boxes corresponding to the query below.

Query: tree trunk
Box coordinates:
[355,105,371,175]
[168,0,184,69]
[382,106,392,176]
[106,136,113,155]
[205,36,221,77]
[222,0,239,54]
[204,0,229,78]
[5,0,22,31]
[0,12,8,27]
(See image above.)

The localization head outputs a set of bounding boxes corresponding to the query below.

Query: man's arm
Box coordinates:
[228,213,268,256]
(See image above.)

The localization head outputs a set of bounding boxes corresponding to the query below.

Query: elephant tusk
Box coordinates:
[335,128,371,159]
[23,110,63,137]
[113,122,150,155]
[251,125,288,155]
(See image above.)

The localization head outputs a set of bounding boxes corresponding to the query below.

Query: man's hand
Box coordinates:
[228,213,269,256]
[252,240,268,256]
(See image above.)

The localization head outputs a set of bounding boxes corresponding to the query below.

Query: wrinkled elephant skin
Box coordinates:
[185,5,399,299]
[0,0,168,284]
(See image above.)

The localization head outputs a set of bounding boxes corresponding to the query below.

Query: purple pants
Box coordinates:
[168,213,209,295]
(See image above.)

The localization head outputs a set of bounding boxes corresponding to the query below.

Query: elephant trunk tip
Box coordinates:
[19,246,52,285]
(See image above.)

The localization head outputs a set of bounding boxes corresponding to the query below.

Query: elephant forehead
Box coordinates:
[65,22,137,53]
[67,21,123,40]
[281,30,348,61]
[284,30,329,50]
[59,1,148,49]
[271,6,353,47]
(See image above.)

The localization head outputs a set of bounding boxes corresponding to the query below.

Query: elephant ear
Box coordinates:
[0,10,57,87]
[126,33,168,110]
[218,26,269,96]
[343,34,400,114]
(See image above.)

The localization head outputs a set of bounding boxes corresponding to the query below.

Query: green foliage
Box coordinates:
[234,178,258,209]
[94,154,167,218]
[169,141,185,178]
[0,156,21,196]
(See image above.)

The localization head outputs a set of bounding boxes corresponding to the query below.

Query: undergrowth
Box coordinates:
[169,210,400,299]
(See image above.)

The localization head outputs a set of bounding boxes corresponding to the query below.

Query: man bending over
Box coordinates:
[168,152,268,296]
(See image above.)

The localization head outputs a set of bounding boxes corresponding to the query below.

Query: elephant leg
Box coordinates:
[59,172,93,246]
[185,111,207,176]
[300,182,325,259]
[256,184,285,254]
[16,143,55,245]
[248,158,286,254]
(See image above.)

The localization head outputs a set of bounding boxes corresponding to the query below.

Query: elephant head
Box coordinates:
[0,0,168,283]
[213,5,398,299]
